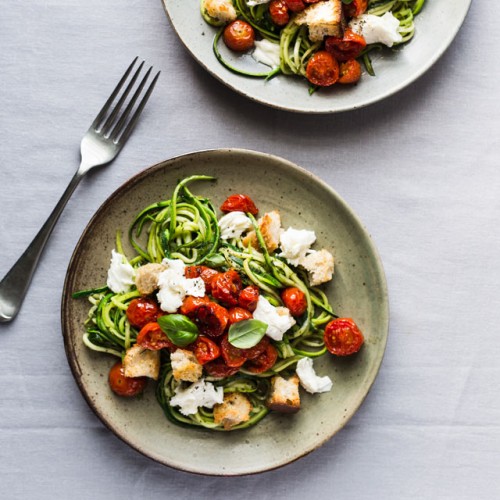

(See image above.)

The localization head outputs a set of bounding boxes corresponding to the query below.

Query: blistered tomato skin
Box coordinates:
[184,265,220,293]
[285,0,306,12]
[211,270,243,307]
[325,29,367,62]
[179,295,210,316]
[108,362,147,397]
[204,358,240,378]
[220,194,259,215]
[269,0,290,26]
[281,287,307,317]
[306,51,339,87]
[126,298,160,329]
[228,307,253,325]
[343,0,368,18]
[193,336,221,364]
[223,20,255,52]
[196,302,230,338]
[324,318,364,356]
[338,59,362,84]
[238,285,260,312]
[245,343,278,373]
[136,322,175,351]
[221,334,248,368]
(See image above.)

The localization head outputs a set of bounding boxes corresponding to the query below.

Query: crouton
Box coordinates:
[213,392,253,430]
[267,375,301,413]
[243,210,282,253]
[171,348,203,383]
[295,0,344,42]
[123,345,160,380]
[134,262,166,295]
[201,0,237,25]
[301,249,334,286]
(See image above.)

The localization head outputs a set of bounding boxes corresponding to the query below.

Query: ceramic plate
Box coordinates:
[161,0,471,113]
[62,149,389,475]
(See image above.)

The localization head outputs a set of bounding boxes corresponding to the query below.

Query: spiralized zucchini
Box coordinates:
[207,0,425,87]
[75,175,338,431]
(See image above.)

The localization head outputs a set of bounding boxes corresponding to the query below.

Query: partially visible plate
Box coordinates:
[161,0,472,113]
[62,149,389,475]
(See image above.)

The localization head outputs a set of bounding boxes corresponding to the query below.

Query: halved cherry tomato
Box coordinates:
[223,20,255,52]
[306,51,339,87]
[211,269,242,307]
[126,298,160,329]
[238,285,260,312]
[324,318,364,356]
[179,295,210,316]
[192,336,221,364]
[108,361,147,397]
[221,334,247,368]
[242,336,269,360]
[228,307,253,325]
[338,59,362,84]
[269,0,290,26]
[285,0,306,12]
[343,0,368,18]
[245,343,278,373]
[204,358,240,378]
[220,194,259,215]
[325,29,367,62]
[136,322,175,351]
[184,265,220,293]
[196,302,229,338]
[281,287,307,317]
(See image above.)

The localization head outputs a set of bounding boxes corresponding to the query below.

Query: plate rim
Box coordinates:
[61,148,390,475]
[161,0,473,114]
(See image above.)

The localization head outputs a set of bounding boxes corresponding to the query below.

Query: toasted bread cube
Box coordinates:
[171,348,203,383]
[123,345,160,380]
[134,263,166,295]
[213,392,252,430]
[267,375,301,413]
[295,0,344,42]
[243,210,282,253]
[202,0,237,25]
[301,249,334,286]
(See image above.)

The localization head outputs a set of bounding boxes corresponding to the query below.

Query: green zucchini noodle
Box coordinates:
[203,0,425,89]
[74,175,345,431]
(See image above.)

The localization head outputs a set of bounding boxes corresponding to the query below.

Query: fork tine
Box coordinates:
[111,69,161,145]
[100,60,145,136]
[91,56,138,131]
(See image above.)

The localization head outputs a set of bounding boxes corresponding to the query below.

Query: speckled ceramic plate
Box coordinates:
[62,149,389,475]
[161,0,471,113]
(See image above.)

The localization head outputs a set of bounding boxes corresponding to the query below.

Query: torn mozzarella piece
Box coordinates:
[106,249,135,293]
[279,227,316,266]
[252,39,281,68]
[218,211,252,240]
[349,12,403,47]
[169,378,224,416]
[296,357,332,394]
[253,296,296,341]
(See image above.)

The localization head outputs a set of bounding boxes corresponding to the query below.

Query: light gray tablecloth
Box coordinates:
[1,1,497,499]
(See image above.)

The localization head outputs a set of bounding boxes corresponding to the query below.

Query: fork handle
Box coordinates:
[0,169,85,323]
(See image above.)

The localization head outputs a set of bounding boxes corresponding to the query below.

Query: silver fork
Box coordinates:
[0,57,160,323]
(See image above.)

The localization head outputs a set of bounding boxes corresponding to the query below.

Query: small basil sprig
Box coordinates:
[158,314,199,347]
[228,319,268,349]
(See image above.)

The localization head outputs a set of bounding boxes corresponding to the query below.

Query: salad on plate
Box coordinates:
[74,175,365,431]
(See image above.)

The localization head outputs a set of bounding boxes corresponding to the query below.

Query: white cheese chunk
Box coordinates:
[218,211,253,240]
[169,378,224,416]
[252,39,281,68]
[349,12,403,47]
[279,227,317,266]
[296,357,333,394]
[253,296,296,341]
[106,249,135,294]
[156,259,205,313]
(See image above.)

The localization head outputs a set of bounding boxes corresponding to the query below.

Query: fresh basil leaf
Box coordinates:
[158,314,199,347]
[228,319,268,349]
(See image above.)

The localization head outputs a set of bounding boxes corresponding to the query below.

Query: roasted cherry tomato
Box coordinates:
[306,51,339,87]
[223,20,255,52]
[238,285,260,312]
[221,334,248,368]
[192,336,221,364]
[324,318,364,356]
[136,322,175,351]
[242,336,270,361]
[179,295,210,316]
[196,302,230,338]
[204,358,240,378]
[228,307,253,325]
[245,343,278,373]
[269,0,290,26]
[184,265,220,293]
[338,59,362,84]
[108,361,147,397]
[126,298,160,329]
[220,194,259,215]
[343,0,368,18]
[281,287,307,317]
[211,269,243,307]
[284,0,306,12]
[325,29,367,62]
